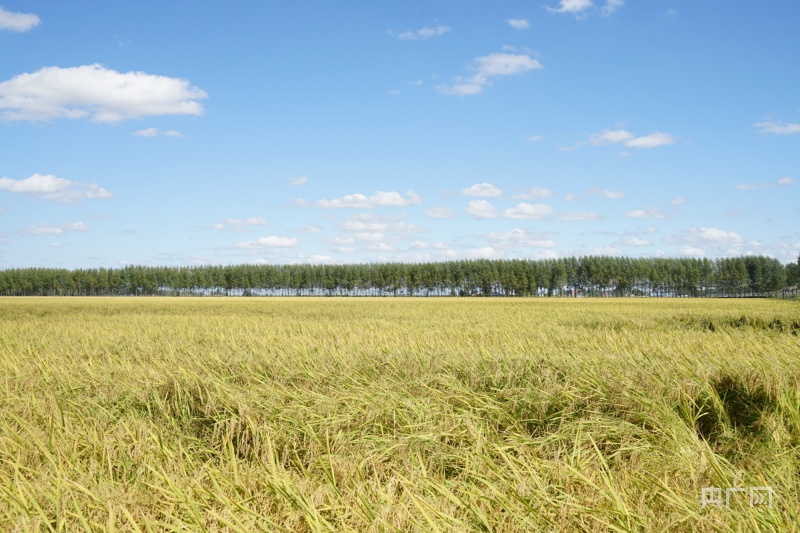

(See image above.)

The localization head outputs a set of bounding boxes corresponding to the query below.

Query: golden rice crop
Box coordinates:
[0,297,798,531]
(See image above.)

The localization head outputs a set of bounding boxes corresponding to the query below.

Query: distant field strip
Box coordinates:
[0,298,798,531]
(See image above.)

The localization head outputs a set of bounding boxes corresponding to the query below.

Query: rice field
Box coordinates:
[0,297,798,532]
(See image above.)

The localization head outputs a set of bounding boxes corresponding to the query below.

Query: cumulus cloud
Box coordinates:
[590,187,624,199]
[133,127,182,137]
[667,227,744,246]
[669,196,686,206]
[437,52,542,96]
[426,206,453,219]
[592,246,623,256]
[582,128,676,150]
[602,0,625,15]
[589,129,633,145]
[133,127,158,137]
[461,182,502,197]
[546,0,623,16]
[488,228,556,247]
[0,64,207,123]
[625,208,667,219]
[397,25,450,41]
[235,236,297,248]
[624,132,677,149]
[622,237,650,246]
[314,190,422,208]
[365,242,395,252]
[289,176,308,186]
[527,135,545,142]
[514,187,553,199]
[338,213,420,233]
[0,6,40,32]
[679,246,706,256]
[434,246,504,260]
[21,221,90,236]
[503,202,554,220]
[211,217,267,231]
[736,176,795,190]
[546,0,594,14]
[559,211,602,221]
[736,182,771,191]
[0,173,112,202]
[466,200,498,219]
[298,224,323,233]
[756,121,800,135]
[507,18,530,30]
[331,231,386,245]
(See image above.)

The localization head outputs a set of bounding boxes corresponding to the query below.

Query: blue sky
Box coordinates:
[1,1,798,268]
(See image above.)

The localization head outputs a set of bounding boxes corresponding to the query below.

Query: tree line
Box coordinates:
[1,255,798,297]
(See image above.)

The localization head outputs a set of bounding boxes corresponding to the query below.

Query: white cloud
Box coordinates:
[426,206,453,219]
[756,121,800,135]
[235,236,297,248]
[601,0,625,16]
[133,127,182,138]
[461,182,502,197]
[338,213,420,233]
[308,255,334,263]
[470,246,503,259]
[736,182,771,191]
[565,193,579,202]
[314,190,422,208]
[0,6,40,32]
[589,129,633,146]
[488,228,556,247]
[365,242,395,252]
[583,128,676,150]
[679,246,706,256]
[331,232,386,245]
[466,200,498,219]
[590,187,624,200]
[212,217,267,231]
[668,197,686,206]
[592,246,623,256]
[546,0,594,14]
[299,224,323,233]
[0,173,112,202]
[397,25,450,41]
[503,202,554,220]
[622,237,650,246]
[289,176,308,186]
[527,135,545,142]
[507,18,530,30]
[437,52,542,96]
[514,187,553,199]
[668,227,744,247]
[0,64,207,123]
[21,221,90,236]
[737,176,795,190]
[546,0,623,17]
[625,208,667,219]
[624,132,677,149]
[559,211,602,221]
[133,127,158,137]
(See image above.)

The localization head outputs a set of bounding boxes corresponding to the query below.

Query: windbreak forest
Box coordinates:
[2,255,798,297]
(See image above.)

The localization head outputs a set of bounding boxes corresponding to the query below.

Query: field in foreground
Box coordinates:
[0,298,798,532]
